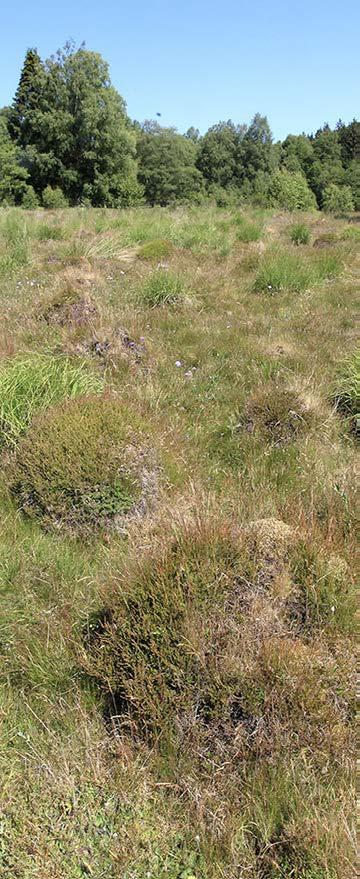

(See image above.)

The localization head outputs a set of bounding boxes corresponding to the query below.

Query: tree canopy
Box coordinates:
[0,44,358,211]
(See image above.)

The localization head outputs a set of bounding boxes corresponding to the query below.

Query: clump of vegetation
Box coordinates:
[35,223,64,241]
[43,287,99,327]
[238,386,313,444]
[289,222,311,245]
[138,238,174,261]
[254,246,342,292]
[235,214,263,242]
[333,350,359,433]
[81,514,354,860]
[0,354,103,447]
[0,210,30,276]
[7,396,155,532]
[42,186,69,209]
[140,269,185,307]
[269,169,317,210]
[341,224,360,241]
[322,183,354,215]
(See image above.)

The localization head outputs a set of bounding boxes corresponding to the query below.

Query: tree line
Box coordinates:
[0,43,359,212]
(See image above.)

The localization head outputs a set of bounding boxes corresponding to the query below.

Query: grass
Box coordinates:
[289,222,311,245]
[140,269,185,307]
[333,349,360,431]
[253,245,343,292]
[0,204,357,878]
[0,354,103,446]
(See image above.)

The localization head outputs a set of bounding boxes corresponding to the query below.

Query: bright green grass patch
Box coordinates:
[289,222,311,245]
[0,211,30,276]
[0,354,103,447]
[254,246,343,293]
[140,270,185,307]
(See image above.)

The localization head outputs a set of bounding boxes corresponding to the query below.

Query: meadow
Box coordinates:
[0,204,358,879]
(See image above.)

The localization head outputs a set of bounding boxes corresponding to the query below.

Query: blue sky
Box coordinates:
[1,0,359,140]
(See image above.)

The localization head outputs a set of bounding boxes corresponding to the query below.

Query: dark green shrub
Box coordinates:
[289,222,310,245]
[21,185,39,209]
[140,270,184,307]
[7,397,155,532]
[42,186,68,209]
[138,239,174,261]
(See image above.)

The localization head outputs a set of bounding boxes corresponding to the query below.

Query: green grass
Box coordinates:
[140,269,185,307]
[254,245,343,292]
[333,349,360,430]
[0,354,103,447]
[0,205,356,879]
[289,222,311,245]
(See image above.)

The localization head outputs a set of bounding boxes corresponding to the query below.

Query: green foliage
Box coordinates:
[35,222,64,240]
[0,354,103,447]
[140,270,185,307]
[0,114,28,205]
[137,123,204,206]
[21,185,39,208]
[138,238,174,261]
[269,169,317,210]
[7,397,148,531]
[289,222,311,245]
[42,185,69,209]
[196,121,240,188]
[8,44,141,207]
[333,350,359,429]
[254,246,342,292]
[322,183,354,214]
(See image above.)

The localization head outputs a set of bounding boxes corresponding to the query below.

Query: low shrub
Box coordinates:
[21,185,39,209]
[332,350,359,432]
[138,238,174,261]
[140,269,184,307]
[289,222,311,245]
[7,396,155,532]
[269,169,317,211]
[42,186,68,209]
[322,184,354,215]
[0,354,103,447]
[81,515,353,765]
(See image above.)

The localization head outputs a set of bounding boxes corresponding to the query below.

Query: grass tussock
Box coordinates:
[289,222,311,245]
[237,385,315,444]
[140,269,185,307]
[0,354,103,447]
